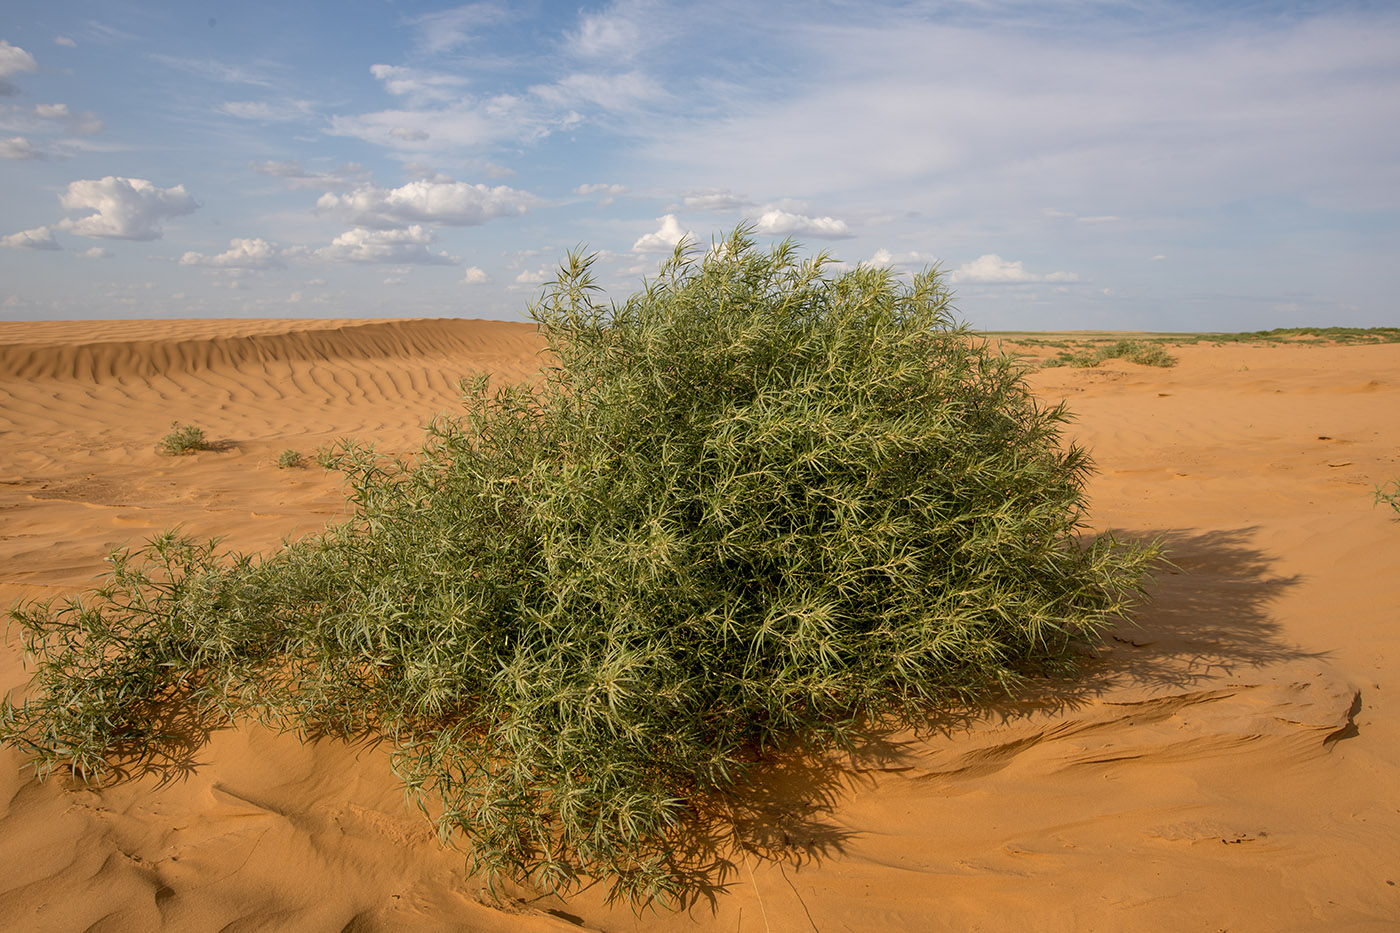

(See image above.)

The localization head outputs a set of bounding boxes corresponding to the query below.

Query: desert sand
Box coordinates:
[1,318,1397,931]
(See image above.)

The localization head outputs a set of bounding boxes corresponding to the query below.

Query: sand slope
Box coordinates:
[1,320,1397,930]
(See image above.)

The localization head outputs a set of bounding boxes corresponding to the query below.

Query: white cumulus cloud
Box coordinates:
[0,39,38,84]
[316,179,534,229]
[2,226,60,250]
[866,248,936,269]
[180,237,286,270]
[574,182,627,206]
[32,102,104,135]
[948,254,1079,284]
[57,177,199,241]
[0,136,43,159]
[754,209,851,239]
[462,266,491,284]
[77,246,110,259]
[314,225,456,265]
[633,214,691,252]
[514,266,552,285]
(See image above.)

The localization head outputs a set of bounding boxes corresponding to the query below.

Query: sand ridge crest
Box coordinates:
[0,317,542,382]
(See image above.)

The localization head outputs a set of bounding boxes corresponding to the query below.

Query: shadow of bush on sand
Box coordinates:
[487,525,1325,914]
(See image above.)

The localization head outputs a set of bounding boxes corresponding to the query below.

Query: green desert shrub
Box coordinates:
[276,449,305,469]
[156,421,211,455]
[1117,340,1176,367]
[3,229,1157,903]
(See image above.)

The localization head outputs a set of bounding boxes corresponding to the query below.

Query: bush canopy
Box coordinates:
[3,228,1155,903]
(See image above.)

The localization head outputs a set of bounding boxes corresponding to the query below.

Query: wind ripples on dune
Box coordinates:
[0,315,1397,930]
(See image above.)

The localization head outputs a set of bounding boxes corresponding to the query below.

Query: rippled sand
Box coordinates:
[1,319,1396,930]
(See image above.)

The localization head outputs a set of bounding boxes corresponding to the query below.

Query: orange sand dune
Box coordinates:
[1,320,1398,930]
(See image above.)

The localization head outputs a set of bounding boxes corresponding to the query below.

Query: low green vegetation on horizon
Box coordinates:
[1005,326,1400,355]
[1196,326,1400,345]
[3,230,1158,904]
[1007,326,1400,372]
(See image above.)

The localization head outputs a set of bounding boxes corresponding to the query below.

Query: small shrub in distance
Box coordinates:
[156,421,210,455]
[1118,340,1176,367]
[276,449,305,469]
[3,229,1158,903]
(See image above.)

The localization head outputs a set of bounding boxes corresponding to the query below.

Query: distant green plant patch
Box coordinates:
[3,229,1158,904]
[156,422,211,456]
[1197,326,1400,345]
[1041,339,1177,369]
[1000,327,1400,366]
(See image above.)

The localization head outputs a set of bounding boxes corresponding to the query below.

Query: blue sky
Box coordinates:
[2,1,1397,330]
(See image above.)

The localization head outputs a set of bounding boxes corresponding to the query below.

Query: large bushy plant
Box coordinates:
[3,229,1155,902]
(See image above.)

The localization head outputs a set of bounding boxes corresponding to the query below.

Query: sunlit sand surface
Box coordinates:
[1,319,1397,930]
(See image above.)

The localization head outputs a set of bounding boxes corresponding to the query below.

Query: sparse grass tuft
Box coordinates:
[276,449,305,469]
[156,422,211,456]
[4,228,1159,904]
[1375,480,1400,516]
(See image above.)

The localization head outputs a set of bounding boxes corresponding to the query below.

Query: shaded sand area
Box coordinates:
[1,319,1397,930]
